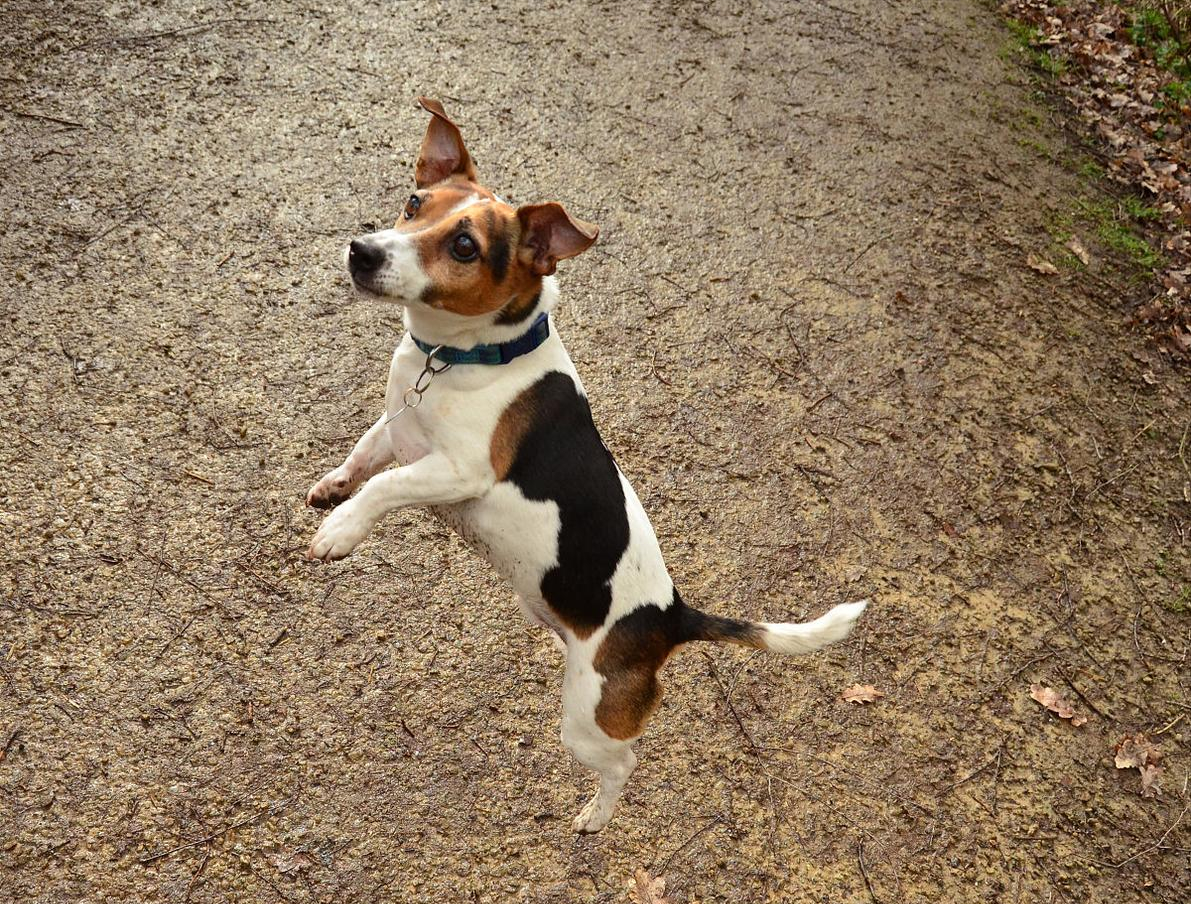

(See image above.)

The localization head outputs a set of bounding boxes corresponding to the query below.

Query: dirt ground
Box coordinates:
[2,0,1189,901]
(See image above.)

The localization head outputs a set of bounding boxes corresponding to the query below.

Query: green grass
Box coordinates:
[1121,196,1162,221]
[1045,197,1163,275]
[1130,5,1191,78]
[1075,198,1164,272]
[1161,584,1190,615]
[1004,19,1069,78]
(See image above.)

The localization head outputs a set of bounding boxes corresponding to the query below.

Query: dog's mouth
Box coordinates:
[349,272,385,298]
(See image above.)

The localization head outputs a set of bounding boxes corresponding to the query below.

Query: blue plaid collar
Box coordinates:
[411,312,551,366]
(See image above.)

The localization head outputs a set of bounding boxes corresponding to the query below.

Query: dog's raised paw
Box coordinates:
[306,502,372,562]
[306,469,353,509]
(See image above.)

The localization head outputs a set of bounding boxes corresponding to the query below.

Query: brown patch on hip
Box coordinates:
[592,603,680,740]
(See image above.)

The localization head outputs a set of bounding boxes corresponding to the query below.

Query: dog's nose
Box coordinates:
[348,239,384,275]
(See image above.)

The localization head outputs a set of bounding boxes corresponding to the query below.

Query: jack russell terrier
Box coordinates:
[305,98,867,833]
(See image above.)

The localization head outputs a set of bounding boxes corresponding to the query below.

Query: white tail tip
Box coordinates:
[760,599,869,655]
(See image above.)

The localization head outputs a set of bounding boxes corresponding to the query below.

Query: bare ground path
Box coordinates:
[1,1,1188,901]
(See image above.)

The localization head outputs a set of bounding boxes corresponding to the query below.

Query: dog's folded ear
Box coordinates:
[415,97,478,187]
[516,203,599,276]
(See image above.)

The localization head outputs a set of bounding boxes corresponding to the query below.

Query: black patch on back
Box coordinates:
[503,371,629,634]
[495,290,540,326]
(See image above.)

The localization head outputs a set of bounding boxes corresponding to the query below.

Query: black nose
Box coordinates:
[348,239,384,275]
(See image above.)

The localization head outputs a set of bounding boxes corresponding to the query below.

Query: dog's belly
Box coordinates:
[434,483,562,612]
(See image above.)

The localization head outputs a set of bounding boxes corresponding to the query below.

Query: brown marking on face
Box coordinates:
[489,383,539,481]
[592,605,680,740]
[399,191,544,318]
[396,100,597,320]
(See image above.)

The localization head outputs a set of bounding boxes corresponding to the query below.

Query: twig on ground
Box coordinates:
[656,816,723,873]
[1,107,86,128]
[1081,802,1190,869]
[701,652,758,751]
[0,728,21,762]
[858,840,880,902]
[139,796,295,864]
[184,846,212,900]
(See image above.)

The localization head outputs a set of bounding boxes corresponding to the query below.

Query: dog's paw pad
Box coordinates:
[306,472,353,509]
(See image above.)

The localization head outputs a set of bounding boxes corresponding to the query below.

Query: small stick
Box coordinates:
[233,560,289,598]
[657,817,722,873]
[184,846,212,900]
[858,840,880,902]
[0,728,21,762]
[1,107,86,128]
[702,653,758,751]
[1081,802,1190,869]
[139,797,294,864]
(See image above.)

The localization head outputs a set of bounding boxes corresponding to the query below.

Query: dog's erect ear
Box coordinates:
[414,97,477,188]
[516,203,599,276]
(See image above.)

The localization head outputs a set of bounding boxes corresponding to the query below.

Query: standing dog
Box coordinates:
[306,98,867,832]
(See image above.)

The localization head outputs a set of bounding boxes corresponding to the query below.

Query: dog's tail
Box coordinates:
[679,599,868,655]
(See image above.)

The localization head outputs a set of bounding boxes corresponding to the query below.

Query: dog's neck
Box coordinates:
[402,276,560,351]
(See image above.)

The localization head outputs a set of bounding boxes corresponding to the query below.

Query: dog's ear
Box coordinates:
[516,203,599,276]
[414,97,477,188]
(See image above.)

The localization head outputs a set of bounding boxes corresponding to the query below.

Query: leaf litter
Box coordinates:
[842,684,885,704]
[1029,683,1089,725]
[1003,1,1191,355]
[1114,733,1165,798]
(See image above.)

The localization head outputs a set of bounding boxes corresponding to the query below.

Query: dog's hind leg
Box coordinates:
[560,651,656,833]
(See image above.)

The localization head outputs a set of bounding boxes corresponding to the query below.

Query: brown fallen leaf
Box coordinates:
[1065,235,1091,265]
[842,684,885,704]
[1139,763,1164,799]
[270,850,315,875]
[1030,684,1088,726]
[1027,253,1059,275]
[628,868,671,904]
[1114,733,1163,770]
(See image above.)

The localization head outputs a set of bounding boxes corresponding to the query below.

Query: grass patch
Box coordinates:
[1005,19,1069,77]
[1161,584,1190,614]
[1129,4,1191,78]
[1074,197,1164,272]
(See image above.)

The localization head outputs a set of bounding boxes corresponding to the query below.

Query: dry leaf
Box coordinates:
[628,868,671,904]
[1139,763,1164,798]
[270,850,315,875]
[1029,684,1088,726]
[1027,253,1059,275]
[842,684,885,704]
[1065,235,1090,265]
[1114,733,1162,770]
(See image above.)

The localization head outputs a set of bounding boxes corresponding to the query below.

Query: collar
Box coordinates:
[411,312,551,365]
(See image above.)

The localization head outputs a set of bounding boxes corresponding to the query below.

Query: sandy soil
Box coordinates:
[2,1,1189,901]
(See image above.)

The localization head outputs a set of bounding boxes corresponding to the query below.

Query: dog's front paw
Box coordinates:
[306,500,373,562]
[306,467,354,509]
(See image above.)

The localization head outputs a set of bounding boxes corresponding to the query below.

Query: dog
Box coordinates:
[305,98,868,832]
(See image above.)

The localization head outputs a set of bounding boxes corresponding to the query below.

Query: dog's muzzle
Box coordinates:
[348,238,385,280]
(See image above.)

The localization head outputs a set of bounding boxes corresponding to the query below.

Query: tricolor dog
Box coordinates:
[306,98,867,832]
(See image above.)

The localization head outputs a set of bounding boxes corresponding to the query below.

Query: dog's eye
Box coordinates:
[404,195,422,220]
[450,233,478,262]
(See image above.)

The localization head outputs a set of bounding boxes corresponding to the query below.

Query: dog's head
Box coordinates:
[347,98,598,325]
